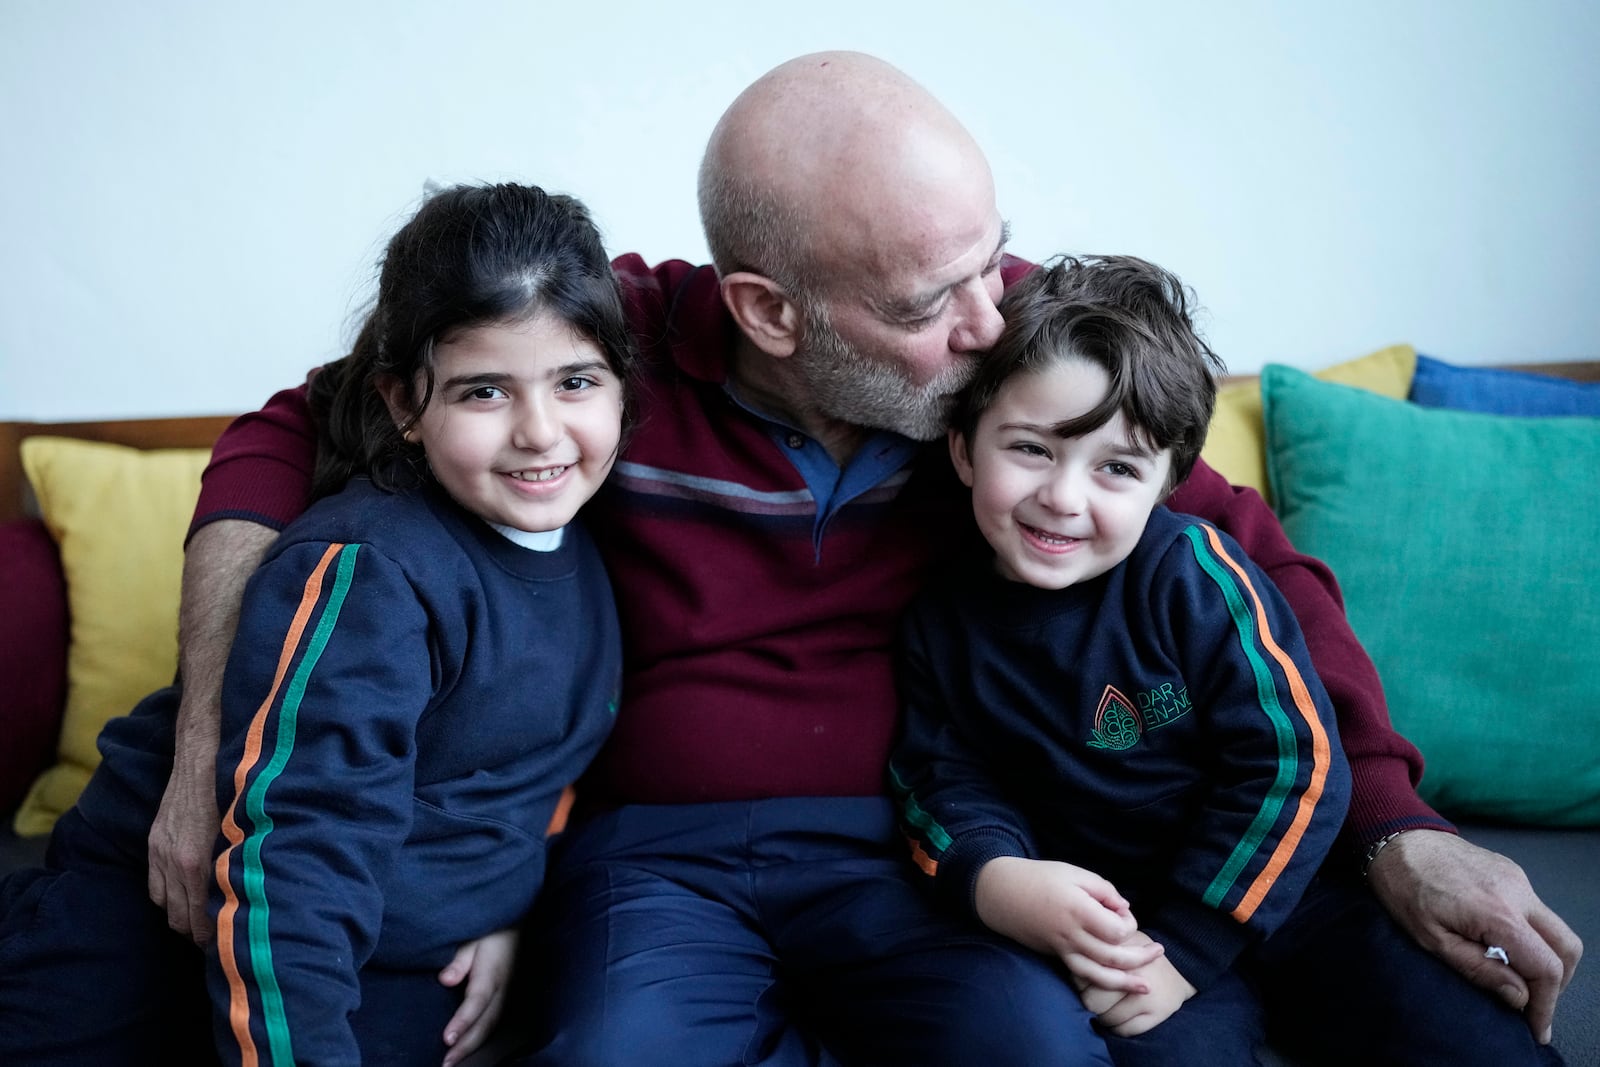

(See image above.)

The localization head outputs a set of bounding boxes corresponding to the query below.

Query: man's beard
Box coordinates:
[793,301,977,441]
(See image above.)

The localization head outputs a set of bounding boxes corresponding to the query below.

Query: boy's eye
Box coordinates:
[1104,461,1139,479]
[1009,441,1050,458]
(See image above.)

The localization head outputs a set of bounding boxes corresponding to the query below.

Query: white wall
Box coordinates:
[2,0,1596,421]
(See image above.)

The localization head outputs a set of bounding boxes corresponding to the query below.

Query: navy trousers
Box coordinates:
[514,796,1110,1067]
[0,840,216,1067]
[0,811,468,1066]
[0,690,468,1067]
[1100,873,1566,1067]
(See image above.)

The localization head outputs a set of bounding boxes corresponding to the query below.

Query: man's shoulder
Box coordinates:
[999,252,1037,289]
[610,253,714,308]
[610,253,731,380]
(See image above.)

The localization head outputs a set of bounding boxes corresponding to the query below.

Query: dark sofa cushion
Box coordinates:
[0,518,69,816]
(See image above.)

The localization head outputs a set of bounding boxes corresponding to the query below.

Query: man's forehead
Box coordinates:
[862,210,1008,305]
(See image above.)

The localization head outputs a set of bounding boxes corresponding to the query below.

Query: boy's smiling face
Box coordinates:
[950,356,1172,590]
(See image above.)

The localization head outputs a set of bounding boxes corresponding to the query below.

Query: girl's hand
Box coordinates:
[437,926,519,1067]
[974,856,1163,991]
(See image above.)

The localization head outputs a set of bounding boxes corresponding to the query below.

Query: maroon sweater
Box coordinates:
[191,255,1450,847]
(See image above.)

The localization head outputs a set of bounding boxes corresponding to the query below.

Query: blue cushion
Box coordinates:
[1409,354,1600,416]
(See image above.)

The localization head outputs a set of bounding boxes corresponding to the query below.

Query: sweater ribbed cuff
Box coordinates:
[938,828,1033,921]
[1340,753,1457,861]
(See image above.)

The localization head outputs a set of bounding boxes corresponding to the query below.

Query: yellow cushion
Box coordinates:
[1201,344,1418,504]
[13,438,210,836]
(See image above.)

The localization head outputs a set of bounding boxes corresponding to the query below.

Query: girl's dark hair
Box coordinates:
[306,182,638,499]
[953,255,1223,491]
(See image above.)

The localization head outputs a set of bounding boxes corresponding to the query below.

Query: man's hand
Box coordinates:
[438,927,519,1067]
[1367,828,1583,1045]
[147,722,219,943]
[149,519,278,943]
[975,856,1164,992]
[1073,931,1195,1037]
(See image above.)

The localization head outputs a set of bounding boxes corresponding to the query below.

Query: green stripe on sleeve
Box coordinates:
[1181,526,1299,909]
[239,543,361,1064]
[888,762,953,853]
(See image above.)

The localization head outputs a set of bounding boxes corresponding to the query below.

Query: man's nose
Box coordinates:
[949,279,1005,353]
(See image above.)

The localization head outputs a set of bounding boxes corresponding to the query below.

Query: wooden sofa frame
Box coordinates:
[0,414,236,523]
[3,360,1597,523]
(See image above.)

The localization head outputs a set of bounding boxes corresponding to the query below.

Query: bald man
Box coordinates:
[151,52,1578,1065]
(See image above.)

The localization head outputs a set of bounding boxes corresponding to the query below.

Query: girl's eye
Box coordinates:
[466,385,506,401]
[1104,461,1139,479]
[1009,441,1049,458]
[559,375,598,392]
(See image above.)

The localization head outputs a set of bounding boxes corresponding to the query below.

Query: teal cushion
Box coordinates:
[1261,364,1600,826]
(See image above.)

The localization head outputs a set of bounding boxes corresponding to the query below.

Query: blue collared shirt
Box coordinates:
[724,384,922,559]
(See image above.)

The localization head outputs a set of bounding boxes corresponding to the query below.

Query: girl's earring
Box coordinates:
[401,426,419,444]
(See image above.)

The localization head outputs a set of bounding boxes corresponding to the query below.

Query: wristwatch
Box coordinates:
[1361,829,1413,878]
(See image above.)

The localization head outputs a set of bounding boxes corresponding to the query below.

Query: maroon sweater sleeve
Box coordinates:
[1167,460,1455,849]
[187,381,317,542]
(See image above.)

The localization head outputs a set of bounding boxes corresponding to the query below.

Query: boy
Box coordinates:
[890,256,1558,1065]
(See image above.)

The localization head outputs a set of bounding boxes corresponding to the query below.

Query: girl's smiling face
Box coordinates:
[383,311,623,533]
[950,356,1172,589]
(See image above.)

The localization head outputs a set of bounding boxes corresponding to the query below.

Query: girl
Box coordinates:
[208,182,634,1066]
[0,183,635,1067]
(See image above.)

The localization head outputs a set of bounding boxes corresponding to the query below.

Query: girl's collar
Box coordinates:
[488,522,566,552]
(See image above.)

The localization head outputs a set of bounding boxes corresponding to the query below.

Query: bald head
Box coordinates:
[698,51,995,298]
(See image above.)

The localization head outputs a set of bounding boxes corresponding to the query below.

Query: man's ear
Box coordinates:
[720,271,802,358]
[376,373,418,441]
[948,428,976,488]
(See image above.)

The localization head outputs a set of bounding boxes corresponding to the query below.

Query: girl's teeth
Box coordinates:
[513,466,568,482]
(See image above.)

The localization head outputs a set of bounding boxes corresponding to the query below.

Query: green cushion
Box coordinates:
[1261,364,1600,826]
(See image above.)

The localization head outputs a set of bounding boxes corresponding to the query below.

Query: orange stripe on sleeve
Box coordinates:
[212,543,345,1067]
[1201,527,1334,923]
[544,785,578,838]
[907,836,939,878]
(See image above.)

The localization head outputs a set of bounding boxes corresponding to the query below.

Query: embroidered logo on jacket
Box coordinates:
[1088,683,1192,750]
[1088,685,1143,749]
[1138,682,1192,728]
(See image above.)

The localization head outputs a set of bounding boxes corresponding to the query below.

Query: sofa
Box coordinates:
[2,351,1597,1065]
